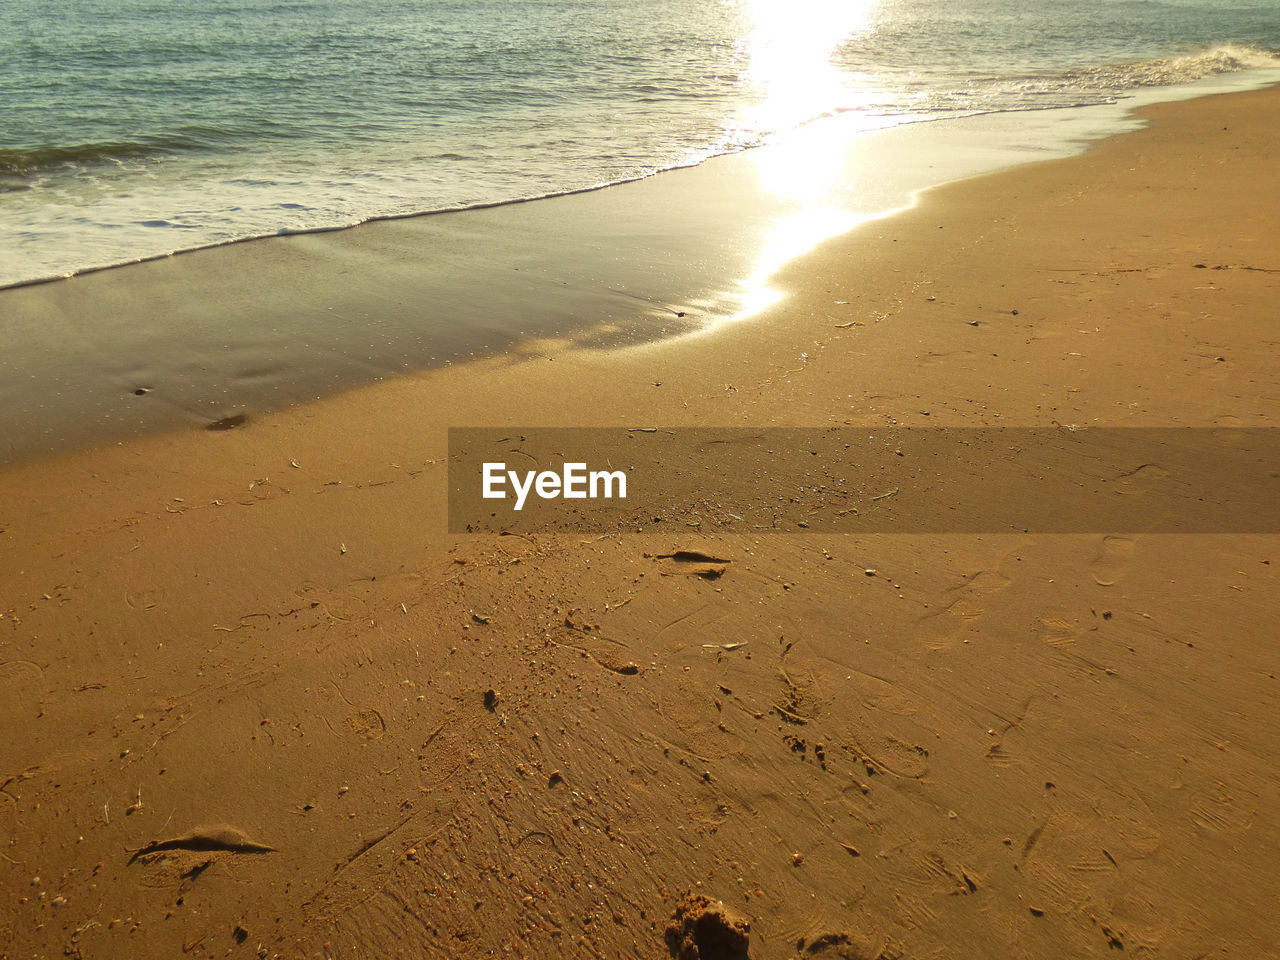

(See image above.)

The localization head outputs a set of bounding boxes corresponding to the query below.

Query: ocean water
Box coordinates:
[2,0,1279,288]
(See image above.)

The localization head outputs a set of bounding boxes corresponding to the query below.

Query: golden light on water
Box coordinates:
[737,0,878,135]
[728,0,895,323]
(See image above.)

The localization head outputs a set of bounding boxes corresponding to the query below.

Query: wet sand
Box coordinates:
[2,86,1278,959]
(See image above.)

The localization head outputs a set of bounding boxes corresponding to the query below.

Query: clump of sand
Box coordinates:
[665,894,751,960]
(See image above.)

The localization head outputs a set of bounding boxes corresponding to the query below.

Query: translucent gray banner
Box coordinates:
[447,427,1280,534]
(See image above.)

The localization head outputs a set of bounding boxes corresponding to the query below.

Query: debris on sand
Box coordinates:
[127,825,275,864]
[665,894,751,960]
[651,550,732,580]
[655,551,732,565]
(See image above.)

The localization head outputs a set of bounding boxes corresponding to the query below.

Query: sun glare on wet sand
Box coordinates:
[730,0,900,322]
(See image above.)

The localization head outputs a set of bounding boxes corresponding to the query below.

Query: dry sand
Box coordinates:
[2,87,1278,959]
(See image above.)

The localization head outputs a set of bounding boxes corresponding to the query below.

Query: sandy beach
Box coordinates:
[2,85,1278,960]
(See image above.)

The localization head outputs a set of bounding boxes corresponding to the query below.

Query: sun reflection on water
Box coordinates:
[730,0,897,321]
[736,0,879,136]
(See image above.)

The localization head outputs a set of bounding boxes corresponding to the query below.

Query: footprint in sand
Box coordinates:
[344,708,387,740]
[1019,816,1096,912]
[1188,788,1254,835]
[1035,615,1083,647]
[915,568,1010,648]
[793,930,898,959]
[984,721,1026,768]
[847,673,919,718]
[1091,535,1134,586]
[125,586,163,610]
[946,569,1012,618]
[1109,463,1169,496]
[842,734,929,780]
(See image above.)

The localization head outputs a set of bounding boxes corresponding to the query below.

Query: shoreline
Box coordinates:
[3,85,1279,959]
[7,47,1280,295]
[0,99,1175,295]
[4,68,1279,467]
[0,155,723,294]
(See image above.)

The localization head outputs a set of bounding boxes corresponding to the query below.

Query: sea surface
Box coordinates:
[4,0,1280,289]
